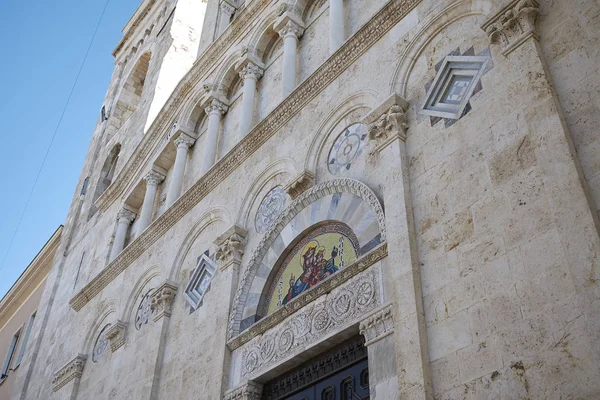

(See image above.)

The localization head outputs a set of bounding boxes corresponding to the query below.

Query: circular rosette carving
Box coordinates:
[260,335,277,362]
[278,327,295,354]
[328,289,355,323]
[291,311,312,339]
[245,349,260,375]
[312,307,332,333]
[355,280,375,308]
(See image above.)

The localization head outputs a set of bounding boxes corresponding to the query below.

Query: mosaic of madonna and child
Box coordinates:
[265,223,360,314]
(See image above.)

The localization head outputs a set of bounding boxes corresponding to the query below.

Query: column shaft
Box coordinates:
[201,104,226,174]
[329,0,345,53]
[139,183,158,232]
[110,210,135,261]
[166,136,194,207]
[238,74,258,139]
[217,2,236,36]
[282,33,298,96]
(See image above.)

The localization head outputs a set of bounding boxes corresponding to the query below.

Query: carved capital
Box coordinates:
[151,281,178,321]
[284,170,316,200]
[52,354,87,392]
[362,93,410,153]
[274,13,305,40]
[359,304,394,346]
[215,225,248,270]
[117,208,136,224]
[105,321,127,352]
[144,170,166,186]
[173,133,196,149]
[204,98,230,116]
[481,0,540,56]
[239,63,264,81]
[223,381,263,400]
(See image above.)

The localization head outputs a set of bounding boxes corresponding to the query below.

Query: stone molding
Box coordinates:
[359,304,394,346]
[150,281,178,321]
[228,178,387,340]
[239,266,381,380]
[363,93,410,153]
[481,0,539,56]
[69,0,421,312]
[228,243,388,351]
[215,225,248,271]
[105,321,127,352]
[52,354,87,392]
[283,170,315,200]
[223,381,263,400]
[144,170,166,186]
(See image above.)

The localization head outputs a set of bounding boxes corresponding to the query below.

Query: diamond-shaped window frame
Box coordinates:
[420,56,488,120]
[184,253,216,310]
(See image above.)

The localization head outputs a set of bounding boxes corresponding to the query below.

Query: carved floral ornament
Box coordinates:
[481,0,540,56]
[240,267,381,380]
[52,354,87,392]
[228,178,386,341]
[70,0,421,313]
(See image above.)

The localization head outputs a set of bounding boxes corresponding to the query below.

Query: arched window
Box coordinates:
[107,52,152,136]
[88,144,121,219]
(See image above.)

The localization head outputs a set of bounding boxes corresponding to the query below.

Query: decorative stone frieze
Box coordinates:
[105,321,127,352]
[52,354,87,392]
[70,0,421,312]
[215,225,248,271]
[227,243,387,351]
[150,281,178,321]
[284,170,315,200]
[239,266,381,380]
[359,304,394,346]
[481,0,540,56]
[363,94,410,153]
[223,381,263,400]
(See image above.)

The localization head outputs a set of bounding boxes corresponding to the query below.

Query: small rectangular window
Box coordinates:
[14,313,36,368]
[1,329,20,380]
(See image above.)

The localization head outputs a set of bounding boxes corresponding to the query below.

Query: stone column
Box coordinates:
[236,58,264,139]
[110,208,136,261]
[274,14,305,96]
[217,1,236,36]
[166,133,195,207]
[201,97,229,174]
[138,170,165,232]
[360,305,398,399]
[329,0,345,53]
[363,94,432,399]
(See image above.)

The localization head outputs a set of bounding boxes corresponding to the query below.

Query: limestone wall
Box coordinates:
[11,0,600,399]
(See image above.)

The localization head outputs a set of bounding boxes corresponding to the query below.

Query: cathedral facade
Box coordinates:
[7,0,600,398]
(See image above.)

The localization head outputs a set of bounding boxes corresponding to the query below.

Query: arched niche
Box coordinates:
[228,178,385,338]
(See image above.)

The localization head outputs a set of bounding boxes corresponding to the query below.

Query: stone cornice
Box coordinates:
[70,0,421,312]
[226,243,388,351]
[113,0,159,57]
[0,225,62,329]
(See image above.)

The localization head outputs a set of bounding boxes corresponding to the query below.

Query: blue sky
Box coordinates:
[0,0,142,298]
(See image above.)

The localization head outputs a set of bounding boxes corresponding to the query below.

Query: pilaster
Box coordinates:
[215,225,248,272]
[481,0,539,56]
[223,381,263,400]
